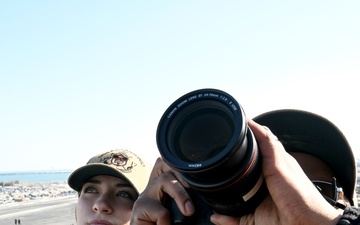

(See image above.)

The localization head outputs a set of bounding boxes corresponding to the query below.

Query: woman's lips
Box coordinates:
[89,219,114,225]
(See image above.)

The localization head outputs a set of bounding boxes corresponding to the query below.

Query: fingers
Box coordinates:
[132,173,194,225]
[210,213,242,225]
[131,198,171,225]
[247,119,285,159]
[149,157,190,188]
[131,157,195,225]
[141,170,194,216]
[247,119,301,179]
[148,157,171,181]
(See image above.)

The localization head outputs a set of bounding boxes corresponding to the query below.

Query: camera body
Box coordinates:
[164,190,214,225]
[156,89,267,224]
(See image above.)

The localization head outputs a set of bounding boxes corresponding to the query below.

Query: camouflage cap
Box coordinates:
[68,149,151,195]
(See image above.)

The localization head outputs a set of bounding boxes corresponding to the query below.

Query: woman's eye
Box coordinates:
[117,190,135,200]
[84,186,97,193]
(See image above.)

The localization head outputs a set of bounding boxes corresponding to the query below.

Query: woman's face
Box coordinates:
[76,175,138,225]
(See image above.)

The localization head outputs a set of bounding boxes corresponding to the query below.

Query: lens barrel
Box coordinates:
[157,89,267,216]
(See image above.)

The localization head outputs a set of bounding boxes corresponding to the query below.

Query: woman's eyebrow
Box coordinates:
[115,183,133,188]
[85,178,133,188]
[85,179,101,184]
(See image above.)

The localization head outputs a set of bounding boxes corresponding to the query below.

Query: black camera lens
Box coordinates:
[170,101,234,163]
[157,89,267,217]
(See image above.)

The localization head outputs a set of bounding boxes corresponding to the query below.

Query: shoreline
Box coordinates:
[0,181,76,205]
[0,194,77,209]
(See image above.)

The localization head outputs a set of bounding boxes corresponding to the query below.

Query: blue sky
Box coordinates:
[1,1,359,172]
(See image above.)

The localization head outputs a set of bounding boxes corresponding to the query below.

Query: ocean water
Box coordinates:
[0,171,71,183]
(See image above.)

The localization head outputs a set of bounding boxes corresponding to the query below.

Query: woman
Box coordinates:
[68,149,151,225]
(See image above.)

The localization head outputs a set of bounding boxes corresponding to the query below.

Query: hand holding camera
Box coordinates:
[131,89,343,225]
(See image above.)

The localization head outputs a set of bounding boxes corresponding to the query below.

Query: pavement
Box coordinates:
[0,196,77,225]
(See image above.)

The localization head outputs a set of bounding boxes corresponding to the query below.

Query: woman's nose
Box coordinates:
[92,194,113,214]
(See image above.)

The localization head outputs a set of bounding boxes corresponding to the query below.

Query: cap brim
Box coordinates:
[67,163,138,193]
[253,109,356,204]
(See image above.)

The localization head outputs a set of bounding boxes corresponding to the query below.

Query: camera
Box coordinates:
[156,88,268,224]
